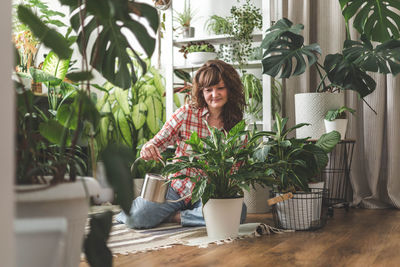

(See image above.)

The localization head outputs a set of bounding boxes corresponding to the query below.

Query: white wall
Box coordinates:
[1,0,15,265]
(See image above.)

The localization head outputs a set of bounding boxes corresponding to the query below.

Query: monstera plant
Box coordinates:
[261,16,400,100]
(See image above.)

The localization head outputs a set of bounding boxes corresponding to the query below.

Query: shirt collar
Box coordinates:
[200,106,209,118]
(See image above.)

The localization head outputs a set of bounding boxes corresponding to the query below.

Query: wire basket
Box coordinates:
[271,189,328,231]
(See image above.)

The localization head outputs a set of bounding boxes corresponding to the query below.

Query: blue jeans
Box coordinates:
[116,185,247,229]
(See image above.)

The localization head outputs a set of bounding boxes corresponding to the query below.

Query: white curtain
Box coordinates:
[280,0,400,208]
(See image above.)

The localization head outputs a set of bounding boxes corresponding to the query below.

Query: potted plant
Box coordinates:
[205,0,262,70]
[241,73,263,122]
[324,106,355,139]
[174,0,196,38]
[253,113,341,230]
[179,41,217,65]
[261,7,400,139]
[14,0,159,266]
[162,121,270,239]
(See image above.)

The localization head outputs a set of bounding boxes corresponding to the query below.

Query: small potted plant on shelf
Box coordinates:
[162,121,270,239]
[261,1,400,139]
[205,0,262,70]
[253,113,341,230]
[179,41,217,65]
[174,0,196,38]
[324,106,355,139]
[241,73,263,122]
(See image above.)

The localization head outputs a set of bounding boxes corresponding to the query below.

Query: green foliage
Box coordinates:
[261,18,321,78]
[207,0,262,69]
[179,41,216,58]
[205,15,231,35]
[174,0,196,27]
[261,17,400,100]
[162,120,270,205]
[66,0,159,89]
[340,0,400,43]
[252,113,341,192]
[241,73,262,119]
[325,106,356,121]
[94,61,166,177]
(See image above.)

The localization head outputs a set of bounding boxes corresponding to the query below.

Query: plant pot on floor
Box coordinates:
[16,177,101,267]
[295,92,344,139]
[244,184,270,213]
[272,189,326,231]
[324,119,348,139]
[203,197,244,239]
[186,52,217,65]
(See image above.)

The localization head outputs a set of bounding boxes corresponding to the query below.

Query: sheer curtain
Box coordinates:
[279,0,400,208]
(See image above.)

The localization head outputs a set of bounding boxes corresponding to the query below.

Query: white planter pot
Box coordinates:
[244,184,270,213]
[275,190,323,230]
[93,162,114,204]
[203,197,243,239]
[16,177,100,267]
[295,92,344,139]
[324,119,348,140]
[187,52,217,65]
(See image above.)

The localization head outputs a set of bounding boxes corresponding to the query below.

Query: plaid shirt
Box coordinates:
[148,104,211,204]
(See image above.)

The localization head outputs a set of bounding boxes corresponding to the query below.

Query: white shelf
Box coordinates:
[173,31,263,47]
[174,60,262,71]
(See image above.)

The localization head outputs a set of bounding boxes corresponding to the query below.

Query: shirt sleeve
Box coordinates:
[147,105,188,152]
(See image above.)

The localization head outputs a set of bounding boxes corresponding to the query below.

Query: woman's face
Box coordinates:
[202,80,228,111]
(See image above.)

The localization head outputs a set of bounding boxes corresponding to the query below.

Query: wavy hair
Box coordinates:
[191,60,245,131]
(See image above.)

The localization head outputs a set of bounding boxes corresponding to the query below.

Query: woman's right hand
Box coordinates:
[140,143,162,161]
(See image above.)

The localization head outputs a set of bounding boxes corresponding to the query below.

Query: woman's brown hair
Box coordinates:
[191,60,245,131]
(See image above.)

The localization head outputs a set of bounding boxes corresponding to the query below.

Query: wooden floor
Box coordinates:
[80,208,400,267]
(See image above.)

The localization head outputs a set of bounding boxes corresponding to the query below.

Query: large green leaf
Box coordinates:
[39,119,71,146]
[324,53,376,98]
[261,18,305,50]
[342,36,400,75]
[17,5,72,59]
[114,88,130,115]
[145,96,162,134]
[68,0,159,89]
[29,68,61,85]
[115,108,132,147]
[340,0,400,43]
[315,131,341,153]
[42,51,71,85]
[131,103,147,130]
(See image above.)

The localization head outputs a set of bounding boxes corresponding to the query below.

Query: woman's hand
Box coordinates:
[140,143,162,161]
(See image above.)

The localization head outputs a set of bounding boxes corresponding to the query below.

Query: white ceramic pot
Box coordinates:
[275,190,323,230]
[186,52,217,65]
[16,177,100,267]
[324,119,348,140]
[243,184,270,213]
[203,197,243,239]
[93,161,114,204]
[295,92,344,139]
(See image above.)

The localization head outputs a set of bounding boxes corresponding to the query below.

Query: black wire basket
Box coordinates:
[271,188,329,231]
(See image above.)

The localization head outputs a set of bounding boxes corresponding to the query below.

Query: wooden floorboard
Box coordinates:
[80,208,400,267]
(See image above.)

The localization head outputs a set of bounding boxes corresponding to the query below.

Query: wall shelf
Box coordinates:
[174,60,262,71]
[173,32,263,47]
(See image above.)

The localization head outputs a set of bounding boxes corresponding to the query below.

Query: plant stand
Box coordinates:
[318,140,355,216]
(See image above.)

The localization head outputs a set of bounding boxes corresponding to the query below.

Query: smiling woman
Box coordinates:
[116,59,247,230]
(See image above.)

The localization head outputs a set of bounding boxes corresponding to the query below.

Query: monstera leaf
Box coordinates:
[340,0,400,43]
[261,18,321,78]
[342,35,400,75]
[66,0,159,89]
[324,53,376,98]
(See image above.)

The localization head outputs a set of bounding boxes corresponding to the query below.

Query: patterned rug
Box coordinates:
[89,205,292,255]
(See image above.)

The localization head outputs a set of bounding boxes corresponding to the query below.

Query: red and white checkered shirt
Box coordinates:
[148,104,211,204]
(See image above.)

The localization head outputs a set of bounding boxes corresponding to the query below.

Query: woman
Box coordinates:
[116,60,247,229]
